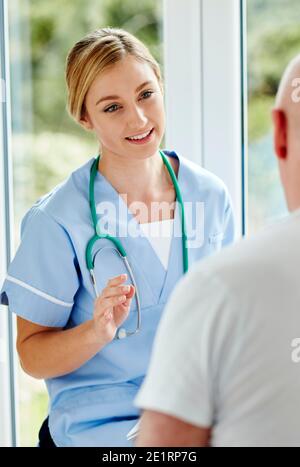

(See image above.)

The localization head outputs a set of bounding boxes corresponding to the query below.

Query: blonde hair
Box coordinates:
[65,27,164,125]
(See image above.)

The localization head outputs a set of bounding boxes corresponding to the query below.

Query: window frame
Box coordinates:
[0,0,18,448]
[163,0,245,236]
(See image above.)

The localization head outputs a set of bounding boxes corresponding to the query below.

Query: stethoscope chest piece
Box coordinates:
[117,328,127,339]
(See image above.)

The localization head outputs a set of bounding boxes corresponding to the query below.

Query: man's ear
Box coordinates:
[272,108,288,159]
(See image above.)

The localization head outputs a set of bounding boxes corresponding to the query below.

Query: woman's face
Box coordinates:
[81,54,165,161]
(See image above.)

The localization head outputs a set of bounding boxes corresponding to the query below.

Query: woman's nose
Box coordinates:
[127,105,148,128]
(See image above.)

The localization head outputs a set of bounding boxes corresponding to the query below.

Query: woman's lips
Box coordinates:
[125,128,154,145]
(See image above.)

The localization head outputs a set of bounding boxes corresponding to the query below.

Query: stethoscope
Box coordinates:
[85,149,189,339]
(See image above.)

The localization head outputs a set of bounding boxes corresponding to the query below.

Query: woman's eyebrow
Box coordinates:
[95,80,155,105]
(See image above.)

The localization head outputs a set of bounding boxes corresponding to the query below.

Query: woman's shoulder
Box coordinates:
[164,149,229,198]
[23,156,95,230]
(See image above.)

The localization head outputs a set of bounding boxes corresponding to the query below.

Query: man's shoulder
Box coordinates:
[189,210,300,297]
[160,211,300,357]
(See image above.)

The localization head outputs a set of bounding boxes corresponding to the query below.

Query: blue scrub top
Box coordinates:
[0,150,235,446]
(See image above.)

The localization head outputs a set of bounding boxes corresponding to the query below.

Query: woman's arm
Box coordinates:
[17,316,105,379]
[17,274,135,379]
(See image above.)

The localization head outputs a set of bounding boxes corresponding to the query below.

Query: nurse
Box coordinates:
[0,27,235,447]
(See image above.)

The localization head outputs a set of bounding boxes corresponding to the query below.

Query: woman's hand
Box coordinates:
[15,274,135,379]
[92,274,135,344]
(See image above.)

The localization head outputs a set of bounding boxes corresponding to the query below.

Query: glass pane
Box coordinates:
[246,0,300,233]
[8,0,163,446]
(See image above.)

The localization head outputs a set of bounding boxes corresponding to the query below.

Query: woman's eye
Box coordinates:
[104,104,119,113]
[141,90,153,99]
[104,91,153,113]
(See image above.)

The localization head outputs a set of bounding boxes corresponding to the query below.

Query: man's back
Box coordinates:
[206,210,300,446]
[135,210,300,446]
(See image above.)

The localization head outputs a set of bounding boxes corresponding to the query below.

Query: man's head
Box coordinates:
[272,55,300,212]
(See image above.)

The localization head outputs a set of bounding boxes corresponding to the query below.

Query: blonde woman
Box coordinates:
[0,28,235,447]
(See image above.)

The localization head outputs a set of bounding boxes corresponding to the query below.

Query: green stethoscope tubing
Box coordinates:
[85,149,189,338]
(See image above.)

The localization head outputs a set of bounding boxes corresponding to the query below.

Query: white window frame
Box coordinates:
[163,0,245,236]
[0,0,18,448]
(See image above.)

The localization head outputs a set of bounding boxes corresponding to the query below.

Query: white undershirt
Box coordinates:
[139,218,174,270]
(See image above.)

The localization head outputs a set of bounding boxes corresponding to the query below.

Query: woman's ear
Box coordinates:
[272,109,288,160]
[80,110,94,131]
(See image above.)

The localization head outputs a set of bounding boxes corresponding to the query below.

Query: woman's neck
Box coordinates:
[98,150,175,202]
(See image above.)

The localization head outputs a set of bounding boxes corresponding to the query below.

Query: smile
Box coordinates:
[125,128,154,144]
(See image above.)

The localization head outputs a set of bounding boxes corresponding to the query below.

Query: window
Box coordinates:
[2,0,249,447]
[4,0,163,446]
[246,0,300,233]
[164,0,244,235]
[1,0,17,447]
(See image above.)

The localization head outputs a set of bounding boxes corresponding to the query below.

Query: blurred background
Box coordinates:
[247,0,300,231]
[4,0,300,445]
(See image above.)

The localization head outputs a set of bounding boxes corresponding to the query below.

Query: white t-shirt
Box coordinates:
[135,210,300,447]
[139,219,174,270]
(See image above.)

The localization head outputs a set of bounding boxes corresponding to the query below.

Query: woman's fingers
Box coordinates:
[94,281,135,330]
[107,274,127,287]
[102,279,134,300]
[98,285,130,301]
[102,310,113,322]
[96,285,135,308]
[104,294,127,308]
[126,285,135,300]
[117,286,135,308]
